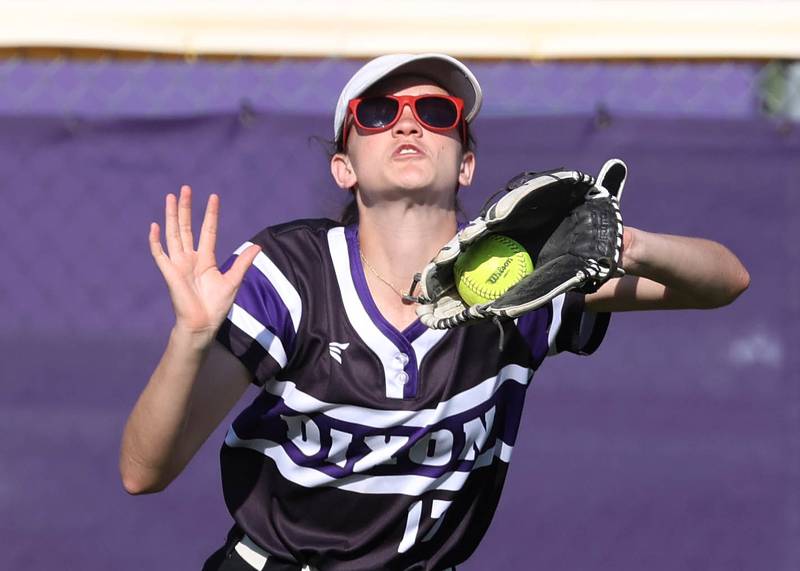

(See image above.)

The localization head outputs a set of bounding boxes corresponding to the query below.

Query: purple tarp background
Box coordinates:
[0,59,797,570]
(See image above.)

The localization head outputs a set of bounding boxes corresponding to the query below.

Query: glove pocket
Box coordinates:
[487,253,589,313]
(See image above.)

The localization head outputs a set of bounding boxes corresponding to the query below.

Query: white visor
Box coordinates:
[333,53,483,145]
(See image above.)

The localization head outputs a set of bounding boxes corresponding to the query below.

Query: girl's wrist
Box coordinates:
[170,321,218,352]
[620,226,647,275]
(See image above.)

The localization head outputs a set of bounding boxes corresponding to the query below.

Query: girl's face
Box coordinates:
[331,77,475,205]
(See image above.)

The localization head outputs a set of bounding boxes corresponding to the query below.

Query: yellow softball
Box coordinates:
[454,235,534,306]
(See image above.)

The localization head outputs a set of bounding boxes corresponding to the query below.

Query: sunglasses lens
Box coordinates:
[356,97,399,128]
[415,97,459,128]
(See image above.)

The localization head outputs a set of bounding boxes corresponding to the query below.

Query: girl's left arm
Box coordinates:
[585,227,750,313]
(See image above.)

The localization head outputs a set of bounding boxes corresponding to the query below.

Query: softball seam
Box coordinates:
[458,236,530,301]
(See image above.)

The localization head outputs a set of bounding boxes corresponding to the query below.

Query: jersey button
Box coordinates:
[396,352,410,365]
[397,371,409,384]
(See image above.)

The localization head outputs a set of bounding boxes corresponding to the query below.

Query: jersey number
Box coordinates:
[398,498,453,553]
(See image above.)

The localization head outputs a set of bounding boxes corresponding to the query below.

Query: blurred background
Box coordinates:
[1,1,798,569]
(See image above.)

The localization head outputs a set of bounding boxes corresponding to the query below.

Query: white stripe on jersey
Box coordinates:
[411,327,447,370]
[547,293,566,356]
[327,227,408,398]
[225,427,514,497]
[264,363,532,429]
[228,303,288,367]
[235,241,303,333]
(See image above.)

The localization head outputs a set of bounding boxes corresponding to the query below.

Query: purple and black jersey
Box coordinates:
[216,219,610,571]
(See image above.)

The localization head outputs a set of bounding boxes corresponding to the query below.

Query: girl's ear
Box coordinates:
[331,153,357,190]
[458,151,476,187]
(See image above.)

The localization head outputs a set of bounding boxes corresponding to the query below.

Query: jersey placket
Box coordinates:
[345,225,421,398]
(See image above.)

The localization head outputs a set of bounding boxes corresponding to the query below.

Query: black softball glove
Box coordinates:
[415,159,627,330]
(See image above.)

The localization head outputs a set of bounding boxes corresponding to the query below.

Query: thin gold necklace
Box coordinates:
[360,251,419,303]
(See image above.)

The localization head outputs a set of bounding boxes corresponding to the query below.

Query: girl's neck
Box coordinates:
[357,201,458,292]
[356,203,457,331]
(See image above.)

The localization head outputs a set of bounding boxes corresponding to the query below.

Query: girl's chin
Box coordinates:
[390,172,451,192]
[359,173,457,197]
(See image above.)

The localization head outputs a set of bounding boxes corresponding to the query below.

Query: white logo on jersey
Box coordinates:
[328,342,350,365]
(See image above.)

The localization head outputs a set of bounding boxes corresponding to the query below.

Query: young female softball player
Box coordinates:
[120,53,749,570]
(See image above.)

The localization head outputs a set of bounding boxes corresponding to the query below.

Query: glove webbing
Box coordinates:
[478,168,566,218]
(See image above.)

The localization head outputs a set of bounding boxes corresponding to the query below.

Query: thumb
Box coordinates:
[224,243,261,288]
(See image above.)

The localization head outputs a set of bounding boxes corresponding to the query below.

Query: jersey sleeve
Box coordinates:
[516,291,610,365]
[215,232,303,386]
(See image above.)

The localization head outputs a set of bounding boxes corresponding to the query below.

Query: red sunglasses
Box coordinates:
[343,94,466,148]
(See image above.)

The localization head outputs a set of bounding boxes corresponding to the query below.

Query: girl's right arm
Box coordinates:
[119,186,260,494]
